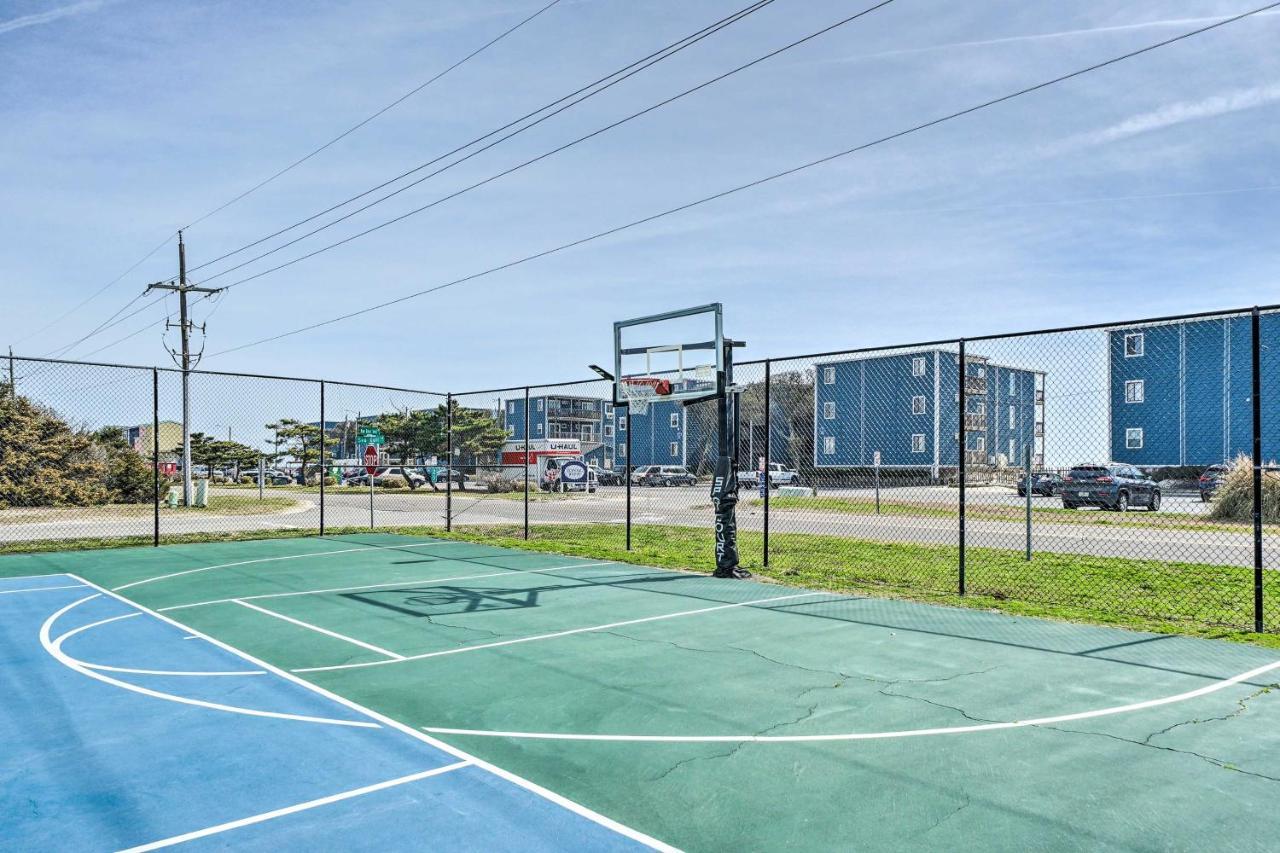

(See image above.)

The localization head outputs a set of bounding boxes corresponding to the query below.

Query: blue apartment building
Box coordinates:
[814,350,1045,476]
[1109,314,1280,467]
[504,394,616,469]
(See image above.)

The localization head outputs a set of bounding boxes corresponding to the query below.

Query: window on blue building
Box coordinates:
[537,399,544,411]
[823,401,835,420]
[911,434,925,453]
[618,416,627,431]
[1009,373,1016,394]
[1124,380,1144,404]
[670,442,679,457]
[823,367,835,385]
[823,436,835,455]
[670,412,679,428]
[1126,427,1143,449]
[536,423,543,435]
[1124,333,1144,357]
[1008,405,1015,429]
[912,357,926,377]
[507,401,514,414]
[911,396,925,415]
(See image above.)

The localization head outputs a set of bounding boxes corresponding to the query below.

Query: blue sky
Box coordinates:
[2,0,1278,394]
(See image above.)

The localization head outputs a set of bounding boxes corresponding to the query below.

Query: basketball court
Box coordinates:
[4,531,1280,850]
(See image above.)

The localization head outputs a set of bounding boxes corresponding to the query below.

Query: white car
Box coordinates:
[738,463,800,489]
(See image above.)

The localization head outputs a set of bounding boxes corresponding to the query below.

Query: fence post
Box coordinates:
[446,393,453,533]
[152,368,160,547]
[319,381,326,537]
[524,387,530,540]
[958,338,966,596]
[763,358,771,568]
[1252,307,1263,633]
[625,409,632,551]
[1024,442,1032,561]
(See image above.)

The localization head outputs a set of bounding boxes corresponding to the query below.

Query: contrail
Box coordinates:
[835,9,1280,62]
[0,1,112,36]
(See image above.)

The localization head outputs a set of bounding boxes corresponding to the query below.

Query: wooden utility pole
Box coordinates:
[146,231,222,505]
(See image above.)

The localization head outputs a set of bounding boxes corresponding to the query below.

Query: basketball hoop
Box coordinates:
[621,376,671,415]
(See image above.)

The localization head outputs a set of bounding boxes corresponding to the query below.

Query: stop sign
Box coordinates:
[363,445,379,476]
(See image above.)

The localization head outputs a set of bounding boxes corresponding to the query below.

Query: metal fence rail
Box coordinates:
[3,303,1279,632]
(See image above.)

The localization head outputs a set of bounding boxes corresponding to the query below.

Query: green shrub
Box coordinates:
[1208,454,1280,523]
[0,392,109,509]
[239,476,254,485]
[380,475,408,490]
[323,475,337,486]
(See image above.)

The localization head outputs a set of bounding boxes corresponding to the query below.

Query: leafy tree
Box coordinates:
[447,401,507,461]
[92,426,152,504]
[0,390,109,508]
[275,419,337,482]
[376,408,446,490]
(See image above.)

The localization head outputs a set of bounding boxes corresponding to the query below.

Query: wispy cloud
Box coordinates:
[1060,82,1280,151]
[833,10,1280,62]
[0,0,112,36]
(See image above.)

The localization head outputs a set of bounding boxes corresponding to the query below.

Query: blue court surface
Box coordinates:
[0,573,660,851]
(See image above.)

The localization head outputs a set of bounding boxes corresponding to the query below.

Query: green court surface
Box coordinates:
[7,532,1280,851]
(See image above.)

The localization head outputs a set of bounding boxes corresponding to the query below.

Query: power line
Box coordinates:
[181,0,566,231]
[188,0,780,275]
[200,0,896,286]
[44,292,169,359]
[11,231,174,349]
[211,1,1279,358]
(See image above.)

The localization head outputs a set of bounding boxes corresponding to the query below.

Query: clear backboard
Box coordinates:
[613,303,724,413]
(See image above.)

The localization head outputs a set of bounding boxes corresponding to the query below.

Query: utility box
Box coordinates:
[193,479,209,508]
[165,487,180,508]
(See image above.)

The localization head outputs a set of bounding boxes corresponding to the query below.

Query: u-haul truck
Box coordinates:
[500,439,596,492]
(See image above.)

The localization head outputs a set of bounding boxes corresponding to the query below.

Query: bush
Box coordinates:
[473,470,521,493]
[1207,454,1280,523]
[0,392,109,509]
[102,446,153,504]
[323,475,338,486]
[239,476,254,485]
[380,475,408,490]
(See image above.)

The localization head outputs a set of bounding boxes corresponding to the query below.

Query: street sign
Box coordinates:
[363,445,379,475]
[357,426,385,446]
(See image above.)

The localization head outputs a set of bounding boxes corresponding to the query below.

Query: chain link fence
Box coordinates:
[4,304,1279,631]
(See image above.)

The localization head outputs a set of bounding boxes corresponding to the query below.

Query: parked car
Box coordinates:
[419,466,466,487]
[1017,471,1063,497]
[629,465,660,485]
[636,465,698,487]
[1198,464,1228,502]
[344,467,427,488]
[1061,463,1161,512]
[737,462,801,490]
[241,468,293,486]
[590,464,625,486]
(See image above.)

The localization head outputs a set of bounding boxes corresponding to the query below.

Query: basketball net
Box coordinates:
[620,376,671,415]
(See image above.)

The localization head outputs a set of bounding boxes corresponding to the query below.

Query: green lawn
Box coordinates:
[752,495,1265,534]
[0,494,298,524]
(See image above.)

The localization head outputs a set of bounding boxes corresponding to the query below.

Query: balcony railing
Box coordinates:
[547,403,600,420]
[964,413,987,432]
[964,376,987,396]
[964,449,989,466]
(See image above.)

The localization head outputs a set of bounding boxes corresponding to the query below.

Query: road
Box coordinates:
[3,483,1275,570]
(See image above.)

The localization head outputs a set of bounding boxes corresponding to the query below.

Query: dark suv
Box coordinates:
[1062,463,1160,512]
[1017,472,1063,497]
[1198,464,1228,502]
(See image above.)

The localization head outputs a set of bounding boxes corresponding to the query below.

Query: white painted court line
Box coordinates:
[112,540,450,591]
[118,761,472,851]
[41,595,377,728]
[0,572,82,584]
[421,658,1280,744]
[233,599,406,660]
[53,611,267,677]
[72,574,675,852]
[159,561,621,612]
[0,582,87,595]
[294,591,831,674]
